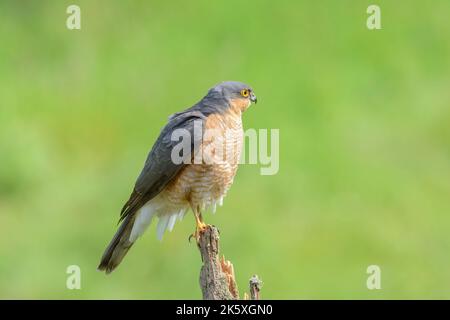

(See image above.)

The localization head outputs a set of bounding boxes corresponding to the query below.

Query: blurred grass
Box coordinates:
[0,0,449,299]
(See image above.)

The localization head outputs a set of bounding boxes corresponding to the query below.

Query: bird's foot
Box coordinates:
[188,221,208,244]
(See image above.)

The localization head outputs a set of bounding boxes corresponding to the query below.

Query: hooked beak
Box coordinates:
[250,92,257,104]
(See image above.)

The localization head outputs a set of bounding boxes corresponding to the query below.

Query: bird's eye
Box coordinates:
[240,89,250,97]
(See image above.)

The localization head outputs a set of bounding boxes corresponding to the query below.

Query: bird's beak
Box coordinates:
[250,92,257,104]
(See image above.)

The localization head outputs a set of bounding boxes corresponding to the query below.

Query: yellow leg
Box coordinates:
[195,212,207,231]
[189,206,207,242]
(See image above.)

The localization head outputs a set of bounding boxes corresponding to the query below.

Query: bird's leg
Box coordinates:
[189,205,207,243]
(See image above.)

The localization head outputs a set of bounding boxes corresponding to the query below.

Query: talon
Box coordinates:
[189,223,208,244]
[197,221,207,232]
[190,206,208,244]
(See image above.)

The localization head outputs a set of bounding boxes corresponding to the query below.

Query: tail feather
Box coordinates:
[156,215,170,241]
[98,215,136,274]
[98,207,186,273]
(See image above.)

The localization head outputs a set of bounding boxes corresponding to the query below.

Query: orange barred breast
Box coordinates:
[160,108,243,212]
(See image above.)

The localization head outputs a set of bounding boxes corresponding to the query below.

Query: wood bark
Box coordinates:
[197,225,262,300]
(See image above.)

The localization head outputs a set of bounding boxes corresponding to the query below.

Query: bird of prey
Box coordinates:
[98,81,257,273]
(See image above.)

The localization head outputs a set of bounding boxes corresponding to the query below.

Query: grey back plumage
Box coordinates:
[119,111,206,221]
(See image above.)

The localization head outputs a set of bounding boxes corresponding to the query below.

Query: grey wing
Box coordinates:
[119,111,205,221]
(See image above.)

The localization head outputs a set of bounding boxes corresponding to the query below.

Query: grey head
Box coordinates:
[207,81,257,104]
[170,81,257,120]
[185,81,257,116]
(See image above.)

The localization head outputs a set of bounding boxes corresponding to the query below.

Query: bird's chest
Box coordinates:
[164,111,243,208]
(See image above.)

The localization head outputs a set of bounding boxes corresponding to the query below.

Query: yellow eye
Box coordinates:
[240,89,250,97]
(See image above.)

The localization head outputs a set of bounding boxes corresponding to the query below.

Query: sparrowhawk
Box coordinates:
[98,81,257,273]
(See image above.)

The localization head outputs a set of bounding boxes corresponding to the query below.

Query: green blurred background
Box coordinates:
[1,0,449,299]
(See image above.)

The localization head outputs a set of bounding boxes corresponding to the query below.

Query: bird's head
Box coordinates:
[207,81,257,113]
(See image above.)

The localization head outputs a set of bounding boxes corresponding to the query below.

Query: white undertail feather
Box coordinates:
[156,215,169,241]
[167,214,177,232]
[129,204,156,242]
[128,197,224,242]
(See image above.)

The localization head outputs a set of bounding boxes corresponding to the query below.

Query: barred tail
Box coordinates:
[98,215,136,274]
